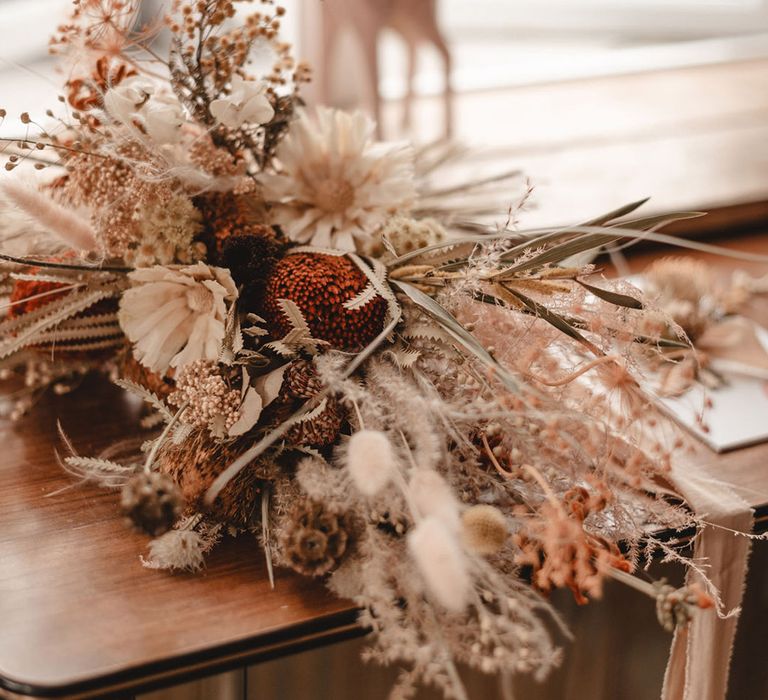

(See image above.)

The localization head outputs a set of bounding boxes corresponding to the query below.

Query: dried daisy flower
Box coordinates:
[128,194,204,266]
[169,360,241,436]
[118,262,238,373]
[260,108,416,251]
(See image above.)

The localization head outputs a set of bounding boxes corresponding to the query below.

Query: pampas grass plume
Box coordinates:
[408,470,460,530]
[346,429,396,496]
[2,180,97,251]
[408,515,470,613]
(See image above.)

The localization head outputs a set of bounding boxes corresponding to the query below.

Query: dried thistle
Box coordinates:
[121,471,184,536]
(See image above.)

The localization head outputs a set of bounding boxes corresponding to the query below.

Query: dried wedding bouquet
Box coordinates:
[2,2,763,697]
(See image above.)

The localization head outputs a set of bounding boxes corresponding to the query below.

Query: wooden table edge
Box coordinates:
[0,607,364,700]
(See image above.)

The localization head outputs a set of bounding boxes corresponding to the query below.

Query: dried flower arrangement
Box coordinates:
[639,256,768,396]
[1,2,766,697]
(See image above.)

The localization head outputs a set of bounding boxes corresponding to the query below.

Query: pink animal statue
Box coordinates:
[317,0,454,139]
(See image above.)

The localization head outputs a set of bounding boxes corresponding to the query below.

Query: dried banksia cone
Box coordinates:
[461,505,508,555]
[120,350,174,399]
[280,500,349,577]
[194,191,274,256]
[121,471,183,537]
[156,430,265,528]
[262,252,388,351]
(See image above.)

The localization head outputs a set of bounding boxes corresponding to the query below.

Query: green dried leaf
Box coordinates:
[392,280,521,392]
[577,280,644,309]
[500,285,602,355]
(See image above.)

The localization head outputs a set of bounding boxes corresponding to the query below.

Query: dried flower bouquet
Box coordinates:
[1,2,765,697]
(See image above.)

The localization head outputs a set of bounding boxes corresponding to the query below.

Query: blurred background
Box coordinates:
[1,0,766,229]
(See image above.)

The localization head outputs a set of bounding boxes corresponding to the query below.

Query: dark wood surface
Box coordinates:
[0,383,361,699]
[0,230,766,700]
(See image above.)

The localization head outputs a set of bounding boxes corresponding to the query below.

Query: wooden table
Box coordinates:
[0,383,362,699]
[0,229,766,700]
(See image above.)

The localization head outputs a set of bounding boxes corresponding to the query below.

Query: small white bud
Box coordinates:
[346,429,397,497]
[408,470,460,530]
[408,516,470,613]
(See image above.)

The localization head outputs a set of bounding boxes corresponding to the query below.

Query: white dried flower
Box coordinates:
[119,262,238,373]
[408,470,460,531]
[260,108,416,251]
[210,76,274,128]
[104,77,186,145]
[345,429,397,496]
[408,516,471,613]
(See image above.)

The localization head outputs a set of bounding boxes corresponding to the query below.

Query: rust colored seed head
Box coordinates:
[262,253,388,351]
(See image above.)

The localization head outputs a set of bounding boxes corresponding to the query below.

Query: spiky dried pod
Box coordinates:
[280,500,350,577]
[262,252,388,351]
[286,396,346,447]
[121,471,183,537]
[281,359,323,399]
[461,505,508,555]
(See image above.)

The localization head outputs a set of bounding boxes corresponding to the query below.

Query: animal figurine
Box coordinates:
[317,0,454,139]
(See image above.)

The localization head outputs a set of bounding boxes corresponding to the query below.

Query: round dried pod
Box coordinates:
[121,471,183,537]
[281,359,323,399]
[280,500,350,577]
[262,252,388,351]
[286,396,345,447]
[461,504,509,555]
[156,430,267,527]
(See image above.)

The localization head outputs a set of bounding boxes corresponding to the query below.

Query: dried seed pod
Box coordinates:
[286,396,345,447]
[280,500,349,577]
[281,359,323,399]
[461,504,508,555]
[156,429,267,528]
[121,471,183,536]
